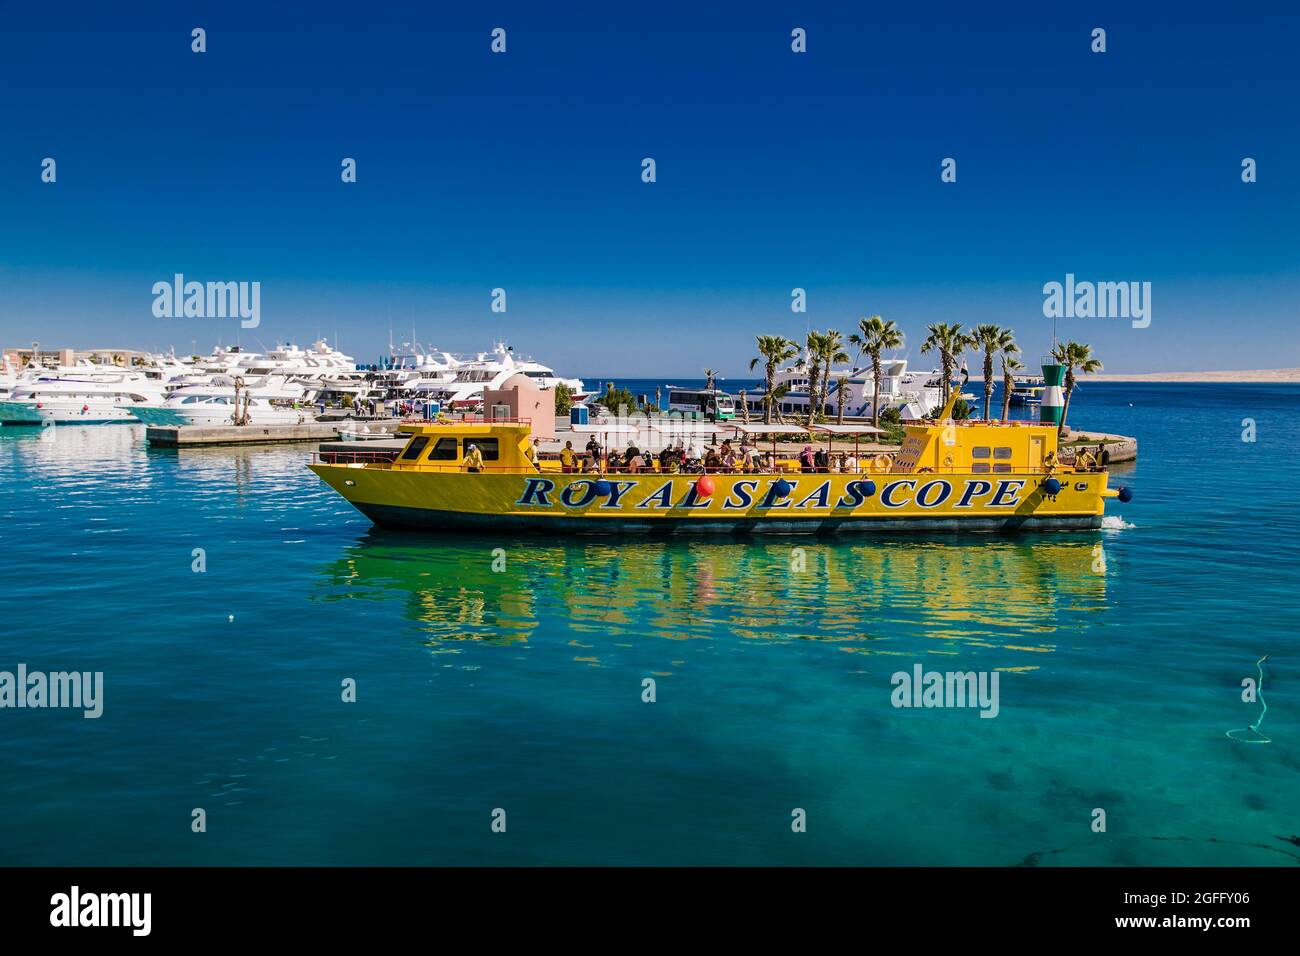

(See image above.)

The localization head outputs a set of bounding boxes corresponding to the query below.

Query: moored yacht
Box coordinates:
[739,356,946,421]
[426,342,587,410]
[129,376,318,426]
[0,375,166,424]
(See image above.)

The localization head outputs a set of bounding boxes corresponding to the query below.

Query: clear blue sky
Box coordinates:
[1,1,1296,375]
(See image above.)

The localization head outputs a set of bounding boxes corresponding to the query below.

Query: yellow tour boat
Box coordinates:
[308,381,1132,535]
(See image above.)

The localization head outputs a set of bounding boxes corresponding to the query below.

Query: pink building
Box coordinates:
[482,372,556,440]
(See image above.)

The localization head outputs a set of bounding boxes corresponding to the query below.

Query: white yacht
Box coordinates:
[427,342,587,410]
[0,355,22,401]
[232,340,362,383]
[374,344,464,399]
[0,375,167,424]
[740,356,946,421]
[130,376,318,427]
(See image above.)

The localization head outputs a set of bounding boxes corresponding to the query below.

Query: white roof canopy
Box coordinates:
[569,423,647,436]
[808,423,886,435]
[728,423,804,434]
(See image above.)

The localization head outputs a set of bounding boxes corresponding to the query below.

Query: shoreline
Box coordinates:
[1077,369,1300,383]
[955,369,1300,385]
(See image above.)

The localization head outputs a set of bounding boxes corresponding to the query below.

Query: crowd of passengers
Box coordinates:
[555,437,877,474]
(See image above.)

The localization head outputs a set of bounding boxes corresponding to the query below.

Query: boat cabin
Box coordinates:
[893,418,1060,474]
[392,422,535,472]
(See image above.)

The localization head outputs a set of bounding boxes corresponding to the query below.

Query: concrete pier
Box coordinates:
[147,423,344,447]
[1063,430,1138,464]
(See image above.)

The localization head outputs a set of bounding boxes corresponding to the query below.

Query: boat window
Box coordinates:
[993,463,1013,473]
[994,447,1013,459]
[475,438,500,461]
[972,446,990,458]
[972,463,990,473]
[401,436,431,460]
[427,437,459,460]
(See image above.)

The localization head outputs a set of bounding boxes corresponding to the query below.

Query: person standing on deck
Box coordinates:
[560,440,576,473]
[464,443,484,473]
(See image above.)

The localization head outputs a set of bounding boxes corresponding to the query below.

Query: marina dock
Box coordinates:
[147,423,345,447]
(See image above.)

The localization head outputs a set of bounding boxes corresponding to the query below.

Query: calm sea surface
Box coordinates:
[1,382,1297,865]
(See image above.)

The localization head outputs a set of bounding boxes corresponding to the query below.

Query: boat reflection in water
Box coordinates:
[312,530,1109,664]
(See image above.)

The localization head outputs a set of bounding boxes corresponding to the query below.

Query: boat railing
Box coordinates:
[311,453,1096,477]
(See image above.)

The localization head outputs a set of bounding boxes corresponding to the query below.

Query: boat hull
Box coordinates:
[309,466,1110,535]
[0,400,135,424]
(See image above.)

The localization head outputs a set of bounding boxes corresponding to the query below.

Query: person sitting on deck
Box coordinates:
[560,440,577,473]
[703,448,721,472]
[799,446,815,473]
[642,449,654,472]
[814,448,829,472]
[607,449,624,472]
[843,453,859,474]
[464,443,484,474]
[720,440,738,472]
[624,444,641,473]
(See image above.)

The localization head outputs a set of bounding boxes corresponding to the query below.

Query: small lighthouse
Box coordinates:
[1040,362,1065,426]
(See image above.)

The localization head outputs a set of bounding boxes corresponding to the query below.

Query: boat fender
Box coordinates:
[1117,486,1132,503]
[773,478,793,498]
[592,479,613,497]
[1041,477,1062,496]
[695,475,715,498]
[849,479,876,498]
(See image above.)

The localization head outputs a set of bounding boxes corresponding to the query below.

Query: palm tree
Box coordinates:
[801,331,823,425]
[921,323,967,404]
[748,335,798,424]
[836,374,849,424]
[849,314,905,427]
[1051,341,1103,435]
[765,383,788,423]
[999,353,1022,422]
[813,330,849,424]
[970,325,1016,420]
[703,368,718,391]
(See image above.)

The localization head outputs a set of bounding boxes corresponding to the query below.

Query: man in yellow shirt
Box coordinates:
[559,440,576,473]
[464,443,484,473]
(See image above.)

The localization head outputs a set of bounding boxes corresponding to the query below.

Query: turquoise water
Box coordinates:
[1,383,1297,866]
